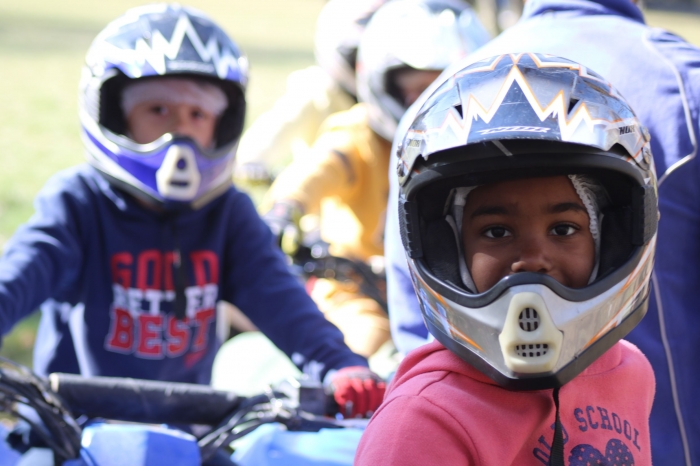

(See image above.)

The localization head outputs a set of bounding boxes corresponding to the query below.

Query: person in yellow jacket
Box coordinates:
[262,0,491,359]
[233,0,386,184]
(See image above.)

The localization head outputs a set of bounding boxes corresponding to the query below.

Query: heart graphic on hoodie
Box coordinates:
[568,439,634,466]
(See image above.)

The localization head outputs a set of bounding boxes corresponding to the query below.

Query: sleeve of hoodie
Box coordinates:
[222,191,367,378]
[355,394,476,465]
[0,170,84,336]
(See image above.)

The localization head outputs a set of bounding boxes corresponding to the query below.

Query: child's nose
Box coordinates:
[174,109,194,136]
[511,238,552,274]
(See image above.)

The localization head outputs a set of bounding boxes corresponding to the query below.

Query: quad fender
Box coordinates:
[64,424,201,466]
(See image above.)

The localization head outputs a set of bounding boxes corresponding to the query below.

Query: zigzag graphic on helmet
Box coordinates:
[415,53,637,148]
[101,13,246,80]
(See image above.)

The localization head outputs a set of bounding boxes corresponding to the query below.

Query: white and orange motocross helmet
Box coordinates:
[314,0,387,98]
[356,0,491,142]
[396,53,658,390]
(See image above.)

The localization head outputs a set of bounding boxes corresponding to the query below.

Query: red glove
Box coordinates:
[327,366,386,418]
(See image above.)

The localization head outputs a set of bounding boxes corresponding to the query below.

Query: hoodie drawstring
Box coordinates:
[169,220,188,321]
[549,387,565,466]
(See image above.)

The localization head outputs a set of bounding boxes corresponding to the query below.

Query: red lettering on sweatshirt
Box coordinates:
[111,253,133,288]
[191,251,219,286]
[136,314,164,358]
[105,308,134,353]
[105,250,220,361]
[166,315,190,357]
[136,250,162,291]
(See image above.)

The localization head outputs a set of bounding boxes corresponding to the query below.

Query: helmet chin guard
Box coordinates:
[156,145,202,201]
[399,53,658,390]
[499,291,563,374]
[416,259,653,390]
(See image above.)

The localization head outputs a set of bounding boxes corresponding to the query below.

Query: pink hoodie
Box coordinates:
[355,340,654,465]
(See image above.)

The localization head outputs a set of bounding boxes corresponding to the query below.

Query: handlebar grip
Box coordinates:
[49,373,242,425]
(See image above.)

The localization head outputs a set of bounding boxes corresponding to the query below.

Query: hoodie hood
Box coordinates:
[521,0,645,24]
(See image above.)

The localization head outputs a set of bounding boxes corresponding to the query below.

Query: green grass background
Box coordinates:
[0,0,697,367]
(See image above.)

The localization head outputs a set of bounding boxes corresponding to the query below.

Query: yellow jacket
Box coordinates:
[236,66,356,174]
[264,103,391,261]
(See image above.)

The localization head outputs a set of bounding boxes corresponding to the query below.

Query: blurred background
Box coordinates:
[0,0,697,366]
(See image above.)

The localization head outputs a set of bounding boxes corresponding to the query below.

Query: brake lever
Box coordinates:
[279,410,343,432]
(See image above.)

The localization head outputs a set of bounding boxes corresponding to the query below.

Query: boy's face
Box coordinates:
[461,176,595,293]
[126,100,218,149]
[393,68,443,107]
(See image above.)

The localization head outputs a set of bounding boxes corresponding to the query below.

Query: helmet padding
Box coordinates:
[121,78,228,119]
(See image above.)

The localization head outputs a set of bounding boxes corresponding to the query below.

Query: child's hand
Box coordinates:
[326,366,386,418]
[233,161,272,185]
[262,201,303,256]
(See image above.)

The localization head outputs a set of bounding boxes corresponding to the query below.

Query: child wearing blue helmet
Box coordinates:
[0,4,382,422]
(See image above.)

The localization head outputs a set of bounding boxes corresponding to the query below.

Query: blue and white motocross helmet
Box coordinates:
[79,4,248,209]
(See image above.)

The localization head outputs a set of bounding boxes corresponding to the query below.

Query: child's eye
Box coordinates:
[484,227,512,238]
[191,108,210,120]
[551,224,577,236]
[149,105,167,115]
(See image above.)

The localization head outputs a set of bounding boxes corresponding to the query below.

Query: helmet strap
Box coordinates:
[446,186,477,291]
[121,77,228,119]
[445,216,476,292]
[549,387,565,466]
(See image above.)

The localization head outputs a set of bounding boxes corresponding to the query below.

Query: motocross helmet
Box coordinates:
[314,0,387,98]
[397,53,658,390]
[80,4,248,209]
[356,0,490,142]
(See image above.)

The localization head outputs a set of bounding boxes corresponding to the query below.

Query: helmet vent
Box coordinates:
[515,343,549,358]
[568,98,579,114]
[518,308,540,332]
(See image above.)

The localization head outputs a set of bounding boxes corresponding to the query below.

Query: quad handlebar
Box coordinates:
[48,373,242,425]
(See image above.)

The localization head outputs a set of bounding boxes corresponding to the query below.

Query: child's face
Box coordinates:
[393,68,443,107]
[126,100,218,149]
[461,176,595,293]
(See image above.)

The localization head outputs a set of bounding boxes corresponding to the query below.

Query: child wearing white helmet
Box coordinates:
[233,0,387,183]
[356,53,656,465]
[261,0,490,362]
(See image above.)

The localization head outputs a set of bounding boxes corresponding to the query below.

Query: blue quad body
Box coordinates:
[0,424,21,466]
[65,424,201,466]
[0,422,363,466]
[232,423,364,466]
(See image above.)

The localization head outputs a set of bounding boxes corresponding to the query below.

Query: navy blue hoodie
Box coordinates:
[0,164,366,384]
